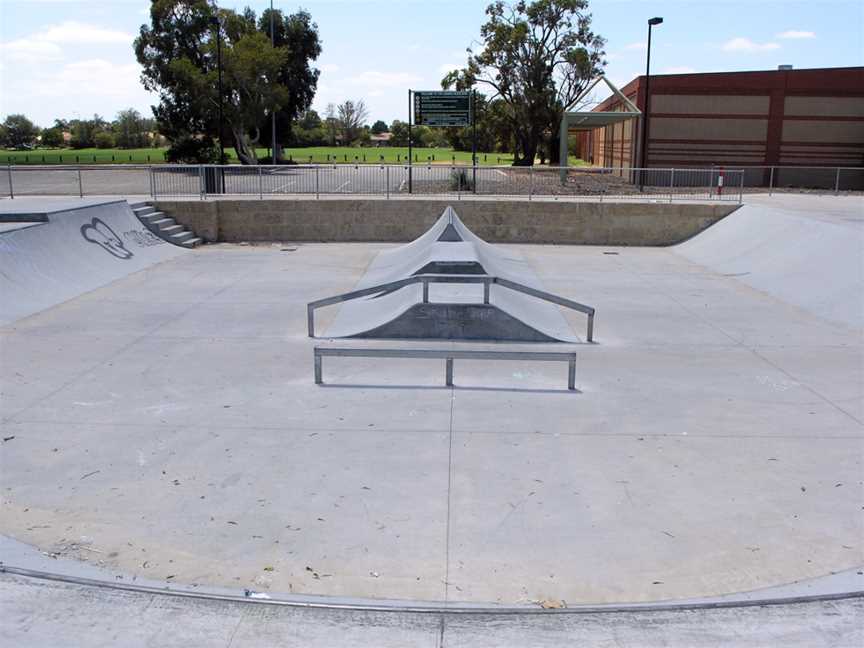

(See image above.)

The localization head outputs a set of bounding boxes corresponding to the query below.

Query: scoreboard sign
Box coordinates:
[413,91,472,127]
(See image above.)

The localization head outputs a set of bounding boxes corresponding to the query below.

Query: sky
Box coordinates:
[0,0,862,128]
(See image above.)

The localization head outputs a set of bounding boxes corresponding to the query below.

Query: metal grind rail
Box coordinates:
[306,274,596,342]
[313,347,579,391]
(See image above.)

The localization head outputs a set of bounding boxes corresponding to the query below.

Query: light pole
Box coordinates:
[211,16,225,167]
[270,0,277,163]
[639,16,663,190]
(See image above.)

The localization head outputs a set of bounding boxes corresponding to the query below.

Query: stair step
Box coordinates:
[140,213,165,224]
[160,224,184,235]
[133,206,155,216]
[181,237,203,248]
[129,201,149,209]
[170,230,194,242]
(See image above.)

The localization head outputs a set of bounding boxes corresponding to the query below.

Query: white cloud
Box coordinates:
[664,66,696,74]
[319,63,340,73]
[50,60,143,95]
[346,71,422,87]
[777,30,815,39]
[721,37,780,52]
[2,58,157,124]
[0,39,63,62]
[34,21,134,45]
[437,63,462,74]
[625,42,647,51]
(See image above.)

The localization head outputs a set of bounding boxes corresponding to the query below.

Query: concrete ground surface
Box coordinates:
[2,573,862,648]
[0,194,862,644]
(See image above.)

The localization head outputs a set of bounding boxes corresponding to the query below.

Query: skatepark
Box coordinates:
[1,192,862,645]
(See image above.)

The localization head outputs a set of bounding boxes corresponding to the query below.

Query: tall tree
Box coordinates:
[135,0,320,164]
[41,128,65,148]
[0,114,39,149]
[257,8,321,159]
[69,114,108,149]
[370,120,388,135]
[336,99,368,145]
[444,0,605,165]
[135,0,219,161]
[114,108,151,148]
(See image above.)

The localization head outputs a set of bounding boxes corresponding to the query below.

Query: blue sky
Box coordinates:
[1,0,862,127]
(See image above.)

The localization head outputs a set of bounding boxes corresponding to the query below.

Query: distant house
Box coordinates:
[370,132,392,147]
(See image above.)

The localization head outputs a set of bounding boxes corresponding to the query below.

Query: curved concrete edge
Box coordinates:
[2,536,861,614]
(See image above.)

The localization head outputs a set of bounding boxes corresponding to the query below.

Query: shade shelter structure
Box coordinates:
[558,76,641,182]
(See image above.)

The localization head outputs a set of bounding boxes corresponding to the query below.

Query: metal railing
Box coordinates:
[306,273,596,342]
[3,163,861,202]
[716,166,864,194]
[1,163,747,202]
[313,346,579,390]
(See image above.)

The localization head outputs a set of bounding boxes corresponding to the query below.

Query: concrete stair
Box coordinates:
[130,202,202,248]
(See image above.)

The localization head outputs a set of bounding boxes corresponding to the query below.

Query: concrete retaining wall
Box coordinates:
[153,199,738,246]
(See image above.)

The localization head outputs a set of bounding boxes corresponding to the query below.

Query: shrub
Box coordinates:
[165,136,221,164]
[94,131,115,149]
[449,168,474,191]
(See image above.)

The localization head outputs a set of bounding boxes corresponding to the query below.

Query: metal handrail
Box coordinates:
[313,346,579,390]
[306,273,595,342]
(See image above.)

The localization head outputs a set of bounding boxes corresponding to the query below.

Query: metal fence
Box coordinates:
[2,163,861,202]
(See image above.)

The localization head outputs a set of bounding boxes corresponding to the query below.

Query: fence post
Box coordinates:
[6,165,12,199]
[199,165,205,200]
[768,166,775,196]
[315,165,320,199]
[669,168,674,203]
[77,166,83,198]
[529,166,533,201]
[456,167,461,201]
[738,170,744,204]
[834,167,841,195]
[385,165,390,200]
[258,165,263,200]
[149,166,155,199]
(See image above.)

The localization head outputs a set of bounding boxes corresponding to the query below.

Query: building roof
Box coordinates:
[562,76,640,132]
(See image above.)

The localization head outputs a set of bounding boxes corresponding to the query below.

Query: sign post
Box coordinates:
[410,90,474,194]
[408,89,413,193]
[471,90,477,193]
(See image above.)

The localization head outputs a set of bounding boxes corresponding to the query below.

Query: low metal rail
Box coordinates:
[307,274,596,342]
[313,347,578,390]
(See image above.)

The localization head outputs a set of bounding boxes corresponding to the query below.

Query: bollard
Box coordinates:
[669,168,675,203]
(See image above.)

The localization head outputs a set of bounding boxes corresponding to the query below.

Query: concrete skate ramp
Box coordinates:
[0,199,188,326]
[674,199,864,329]
[325,207,580,342]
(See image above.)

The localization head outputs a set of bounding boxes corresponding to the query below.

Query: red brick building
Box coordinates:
[576,66,864,185]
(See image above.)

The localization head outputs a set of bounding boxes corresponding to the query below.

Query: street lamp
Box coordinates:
[639,16,663,190]
[269,0,277,163]
[210,16,225,167]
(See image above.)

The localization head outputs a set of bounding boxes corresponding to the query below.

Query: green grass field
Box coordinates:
[2,146,584,167]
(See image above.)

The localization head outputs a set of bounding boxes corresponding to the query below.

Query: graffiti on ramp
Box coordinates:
[81,217,134,259]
